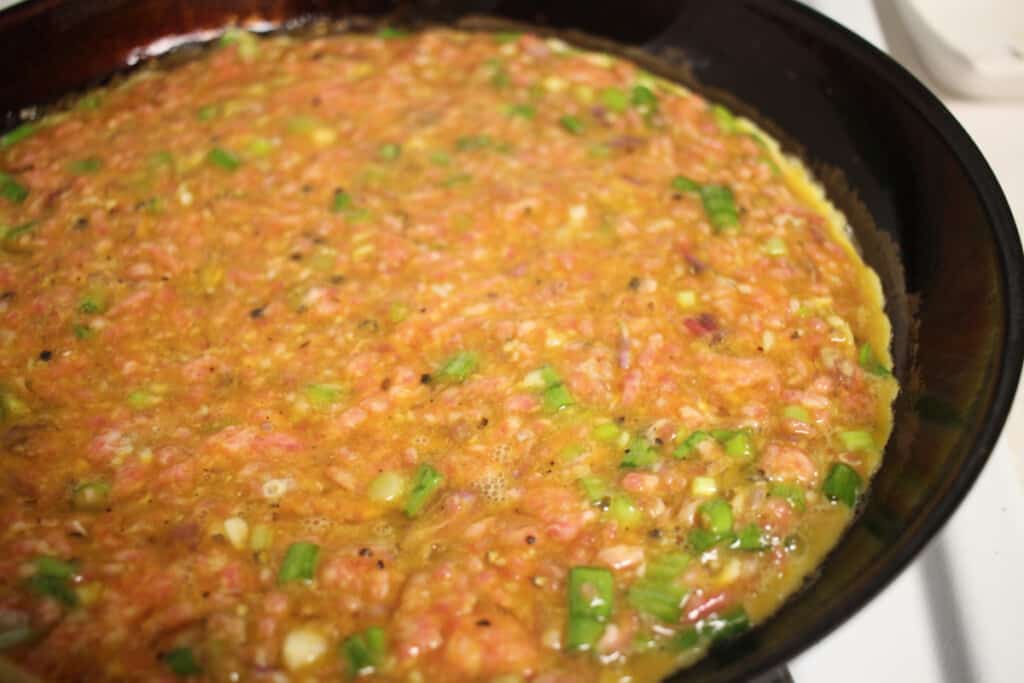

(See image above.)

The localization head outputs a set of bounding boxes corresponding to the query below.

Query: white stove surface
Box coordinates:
[792,3,1024,682]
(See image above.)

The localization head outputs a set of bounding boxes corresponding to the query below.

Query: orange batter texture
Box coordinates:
[0,28,895,682]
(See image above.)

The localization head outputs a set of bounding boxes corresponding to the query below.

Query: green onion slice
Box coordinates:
[404,463,444,517]
[161,647,202,677]
[823,462,862,508]
[278,541,320,584]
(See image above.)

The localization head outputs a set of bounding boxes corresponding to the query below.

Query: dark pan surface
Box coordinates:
[1,1,1021,681]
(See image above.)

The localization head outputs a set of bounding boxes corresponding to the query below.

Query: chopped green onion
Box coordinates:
[127,389,161,410]
[404,463,444,518]
[608,494,643,526]
[287,115,318,134]
[559,444,587,462]
[782,405,810,422]
[504,103,536,119]
[196,104,219,121]
[698,498,734,536]
[569,566,615,619]
[72,481,111,511]
[672,430,709,459]
[436,351,479,383]
[1,222,36,250]
[839,430,874,452]
[628,552,690,622]
[247,137,274,157]
[388,302,409,322]
[699,606,749,643]
[542,383,575,413]
[278,541,320,584]
[161,647,202,677]
[691,476,718,498]
[330,189,354,212]
[698,184,740,232]
[207,147,241,171]
[0,171,28,203]
[455,135,492,152]
[73,324,95,340]
[687,528,719,553]
[78,291,106,315]
[722,431,755,462]
[428,150,451,165]
[675,290,697,308]
[671,175,700,193]
[377,143,402,161]
[304,383,345,408]
[858,342,891,377]
[441,172,473,187]
[376,27,408,39]
[566,616,605,653]
[631,84,658,112]
[645,552,689,584]
[148,150,175,171]
[534,365,561,387]
[220,28,260,61]
[76,93,103,111]
[309,245,338,272]
[340,626,388,678]
[768,481,806,512]
[367,471,406,504]
[0,122,38,149]
[578,476,610,504]
[762,237,787,256]
[250,524,273,551]
[670,628,700,651]
[35,556,76,579]
[733,524,769,551]
[599,87,630,113]
[621,435,658,468]
[823,463,862,508]
[493,32,521,44]
[566,566,614,650]
[0,386,28,419]
[489,63,510,89]
[559,115,585,135]
[0,625,34,650]
[628,580,686,622]
[710,104,738,134]
[27,556,78,606]
[592,422,621,442]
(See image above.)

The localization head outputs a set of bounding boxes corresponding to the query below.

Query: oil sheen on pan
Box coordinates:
[0,27,897,683]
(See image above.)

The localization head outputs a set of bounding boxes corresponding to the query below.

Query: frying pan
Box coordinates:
[0,1,1021,681]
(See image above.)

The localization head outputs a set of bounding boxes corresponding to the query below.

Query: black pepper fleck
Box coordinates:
[525,535,536,545]
[249,307,265,319]
[376,560,385,570]
[628,276,641,290]
[420,373,432,385]
[358,547,373,557]
[38,350,52,361]
[476,619,492,627]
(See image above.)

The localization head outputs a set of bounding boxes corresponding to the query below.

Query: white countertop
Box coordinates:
[791,3,1024,682]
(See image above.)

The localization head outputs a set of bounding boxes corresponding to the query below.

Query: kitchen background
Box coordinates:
[1,1,1020,681]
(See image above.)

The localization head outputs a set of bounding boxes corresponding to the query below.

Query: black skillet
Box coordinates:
[0,1,1021,681]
